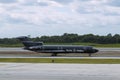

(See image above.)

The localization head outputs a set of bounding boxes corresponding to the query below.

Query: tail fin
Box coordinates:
[17,36,43,48]
[17,36,30,42]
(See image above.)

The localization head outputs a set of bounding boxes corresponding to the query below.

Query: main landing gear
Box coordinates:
[51,53,58,56]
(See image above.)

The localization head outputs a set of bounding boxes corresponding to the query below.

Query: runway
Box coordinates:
[0,48,120,80]
[97,48,120,51]
[0,63,120,80]
[0,56,120,59]
[0,48,28,52]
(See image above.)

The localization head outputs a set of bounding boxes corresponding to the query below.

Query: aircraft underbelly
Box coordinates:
[36,49,84,53]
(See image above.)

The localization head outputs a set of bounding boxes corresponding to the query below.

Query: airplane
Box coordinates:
[17,36,99,56]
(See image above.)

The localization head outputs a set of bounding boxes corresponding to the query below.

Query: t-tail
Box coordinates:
[17,36,43,49]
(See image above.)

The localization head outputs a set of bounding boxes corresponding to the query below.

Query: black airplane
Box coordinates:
[17,36,99,56]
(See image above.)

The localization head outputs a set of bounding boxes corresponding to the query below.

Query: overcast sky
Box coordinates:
[0,0,120,38]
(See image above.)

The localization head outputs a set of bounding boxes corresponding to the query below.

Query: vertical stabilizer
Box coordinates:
[17,36,43,48]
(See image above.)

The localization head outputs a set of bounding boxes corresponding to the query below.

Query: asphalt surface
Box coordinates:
[97,48,120,51]
[0,63,120,80]
[0,48,28,52]
[0,48,120,80]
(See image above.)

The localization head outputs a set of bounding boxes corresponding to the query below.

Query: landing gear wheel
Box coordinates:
[51,53,58,56]
[88,53,92,57]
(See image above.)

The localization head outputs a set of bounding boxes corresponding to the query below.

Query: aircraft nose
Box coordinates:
[94,49,99,53]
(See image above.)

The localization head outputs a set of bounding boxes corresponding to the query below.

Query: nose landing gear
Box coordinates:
[88,53,92,57]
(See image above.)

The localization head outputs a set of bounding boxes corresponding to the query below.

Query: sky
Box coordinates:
[0,0,120,38]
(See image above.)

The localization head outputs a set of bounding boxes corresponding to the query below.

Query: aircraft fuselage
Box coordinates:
[27,45,98,54]
[17,36,99,56]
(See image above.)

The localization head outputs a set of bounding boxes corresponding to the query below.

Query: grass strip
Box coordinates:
[0,58,120,64]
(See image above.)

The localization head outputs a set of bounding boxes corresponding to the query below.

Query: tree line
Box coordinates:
[0,33,120,45]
